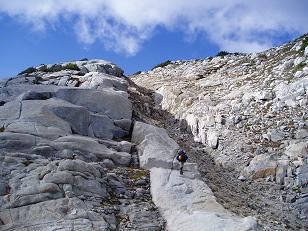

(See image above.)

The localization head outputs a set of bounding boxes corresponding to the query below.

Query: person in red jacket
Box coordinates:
[176,149,188,175]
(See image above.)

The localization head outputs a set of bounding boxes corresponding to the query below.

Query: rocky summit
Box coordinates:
[0,35,307,231]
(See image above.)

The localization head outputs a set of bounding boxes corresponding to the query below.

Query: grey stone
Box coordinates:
[276,165,288,185]
[295,129,308,139]
[58,159,101,178]
[56,88,132,120]
[53,136,131,166]
[73,176,108,198]
[243,154,277,179]
[43,171,74,185]
[207,129,219,149]
[114,119,132,131]
[117,141,133,153]
[19,90,54,101]
[132,121,179,169]
[10,183,63,208]
[238,175,247,181]
[269,130,285,142]
[0,180,8,196]
[89,114,115,139]
[0,132,37,151]
[49,104,90,136]
[135,179,147,186]
[101,159,115,169]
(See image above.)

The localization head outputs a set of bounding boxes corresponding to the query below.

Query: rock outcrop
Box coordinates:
[0,60,164,230]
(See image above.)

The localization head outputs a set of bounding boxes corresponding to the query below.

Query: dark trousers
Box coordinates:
[180,162,184,175]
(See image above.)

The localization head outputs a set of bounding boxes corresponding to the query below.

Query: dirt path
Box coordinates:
[128,79,307,231]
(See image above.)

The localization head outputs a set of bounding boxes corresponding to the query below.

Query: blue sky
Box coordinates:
[0,0,307,78]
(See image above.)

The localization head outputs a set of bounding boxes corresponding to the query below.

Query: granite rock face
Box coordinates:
[0,60,164,230]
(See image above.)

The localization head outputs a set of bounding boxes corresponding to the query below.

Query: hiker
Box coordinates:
[176,149,188,175]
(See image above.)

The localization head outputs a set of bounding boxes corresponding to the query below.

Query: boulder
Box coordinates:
[254,90,273,101]
[243,154,277,179]
[117,141,133,153]
[207,129,219,149]
[132,122,179,169]
[269,130,285,142]
[295,129,308,139]
[276,165,288,185]
[285,142,308,160]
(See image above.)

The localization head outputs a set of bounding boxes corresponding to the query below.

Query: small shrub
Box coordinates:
[18,67,37,75]
[258,53,268,59]
[38,65,49,72]
[152,60,172,70]
[233,52,240,56]
[216,51,230,57]
[299,37,308,53]
[0,126,5,132]
[293,62,306,73]
[133,71,142,75]
[63,63,80,71]
[48,64,63,72]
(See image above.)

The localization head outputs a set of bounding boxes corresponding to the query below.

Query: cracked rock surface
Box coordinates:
[0,60,164,231]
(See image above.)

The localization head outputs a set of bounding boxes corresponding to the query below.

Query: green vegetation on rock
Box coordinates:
[299,37,308,54]
[38,63,80,72]
[133,71,142,75]
[63,63,80,71]
[216,51,230,57]
[152,60,172,70]
[18,67,37,75]
[293,62,306,73]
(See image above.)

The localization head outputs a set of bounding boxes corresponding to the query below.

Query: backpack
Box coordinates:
[178,154,185,161]
[177,150,188,162]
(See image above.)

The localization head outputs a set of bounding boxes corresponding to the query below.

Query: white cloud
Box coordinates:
[0,0,307,55]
